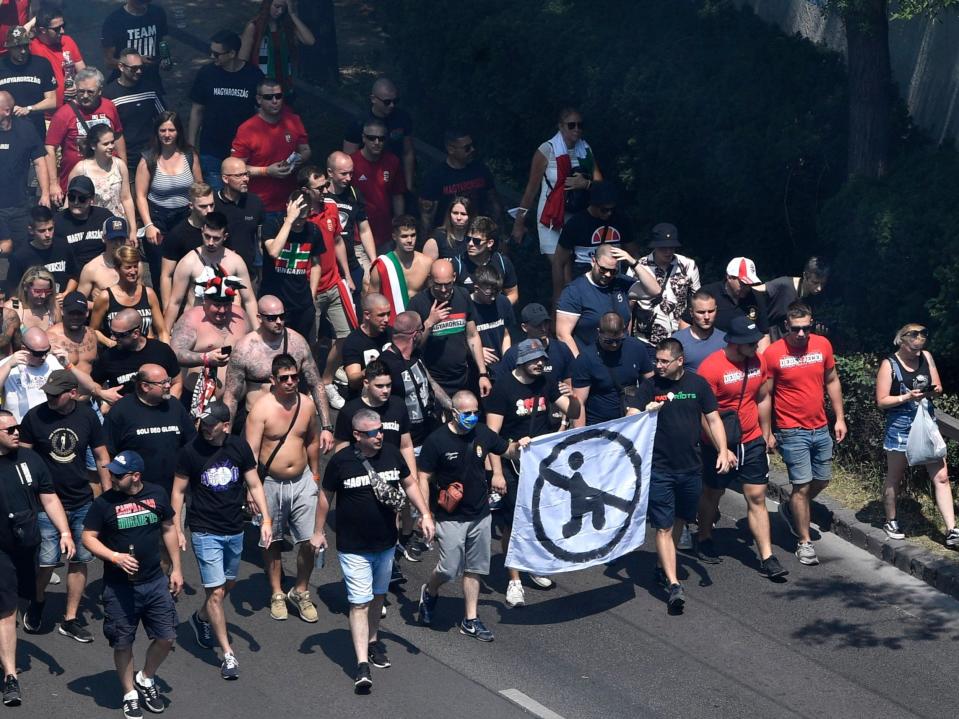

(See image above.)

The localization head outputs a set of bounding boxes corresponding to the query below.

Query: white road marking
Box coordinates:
[499,689,567,719]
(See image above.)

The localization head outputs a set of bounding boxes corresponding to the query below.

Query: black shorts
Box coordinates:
[495,459,521,528]
[0,546,37,615]
[102,574,178,649]
[702,436,769,489]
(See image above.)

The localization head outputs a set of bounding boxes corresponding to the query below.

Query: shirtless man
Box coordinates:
[76,217,143,301]
[222,295,334,450]
[48,291,98,374]
[245,353,320,623]
[367,215,432,317]
[0,307,21,358]
[170,275,249,416]
[163,212,258,329]
[159,184,216,304]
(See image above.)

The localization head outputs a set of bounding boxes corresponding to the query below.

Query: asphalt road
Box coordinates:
[13,488,959,719]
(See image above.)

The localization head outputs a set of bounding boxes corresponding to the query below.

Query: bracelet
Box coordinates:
[111,551,119,564]
[143,223,155,230]
[260,518,272,525]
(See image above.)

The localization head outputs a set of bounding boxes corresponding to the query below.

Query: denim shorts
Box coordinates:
[190,532,243,588]
[337,547,394,605]
[39,504,94,566]
[775,426,833,484]
[102,574,178,649]
[648,470,702,528]
[884,402,925,453]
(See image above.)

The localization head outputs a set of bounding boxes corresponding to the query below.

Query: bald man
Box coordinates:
[215,157,265,281]
[342,293,393,396]
[407,259,491,398]
[0,90,51,254]
[342,77,415,188]
[324,151,377,308]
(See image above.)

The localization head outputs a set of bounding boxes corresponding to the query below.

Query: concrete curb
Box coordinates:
[763,466,959,600]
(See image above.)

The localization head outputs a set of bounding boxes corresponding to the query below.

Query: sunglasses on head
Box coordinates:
[356,427,384,438]
[566,121,584,130]
[2,424,20,435]
[260,92,283,101]
[260,312,285,322]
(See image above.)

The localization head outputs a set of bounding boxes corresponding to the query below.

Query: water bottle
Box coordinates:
[158,41,173,70]
[251,511,263,527]
[62,50,76,94]
[489,491,503,511]
[127,543,137,582]
[314,547,326,570]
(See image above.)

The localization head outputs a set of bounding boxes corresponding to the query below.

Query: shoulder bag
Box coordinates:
[0,461,41,550]
[436,438,474,513]
[719,360,750,450]
[257,393,301,480]
[354,447,406,512]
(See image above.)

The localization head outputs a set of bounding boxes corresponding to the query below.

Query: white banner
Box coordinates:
[504,413,656,575]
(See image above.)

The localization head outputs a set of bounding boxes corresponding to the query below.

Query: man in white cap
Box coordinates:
[695,256,770,351]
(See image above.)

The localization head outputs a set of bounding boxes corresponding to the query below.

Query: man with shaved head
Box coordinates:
[342,77,415,189]
[324,150,377,308]
[342,292,392,398]
[0,89,51,252]
[215,157,265,279]
[221,295,333,450]
[408,259,491,398]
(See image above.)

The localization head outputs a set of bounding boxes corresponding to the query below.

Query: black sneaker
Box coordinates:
[459,617,494,642]
[22,600,44,633]
[780,500,798,538]
[2,674,21,707]
[653,566,669,588]
[368,640,391,668]
[694,537,722,565]
[402,541,423,562]
[191,610,215,649]
[761,555,789,579]
[353,662,372,694]
[58,617,93,643]
[134,673,163,713]
[417,584,436,626]
[389,563,406,587]
[667,583,686,611]
[123,695,143,719]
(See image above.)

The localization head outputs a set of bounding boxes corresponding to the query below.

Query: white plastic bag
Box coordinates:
[905,399,948,466]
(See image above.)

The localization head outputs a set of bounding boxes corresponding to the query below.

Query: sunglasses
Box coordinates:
[374,96,397,106]
[260,92,283,101]
[112,328,138,339]
[46,24,66,33]
[276,373,299,383]
[2,425,20,435]
[466,235,487,245]
[260,312,285,322]
[67,192,91,203]
[223,171,250,178]
[566,121,584,130]
[599,335,625,344]
[363,134,386,142]
[788,324,813,334]
[596,205,615,215]
[903,329,929,339]
[593,264,617,275]
[356,427,384,438]
[121,63,144,72]
[28,348,50,358]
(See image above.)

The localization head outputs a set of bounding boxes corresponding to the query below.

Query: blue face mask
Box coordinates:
[455,410,480,431]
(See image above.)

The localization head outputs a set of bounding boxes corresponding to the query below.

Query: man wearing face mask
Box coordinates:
[408,259,491,399]
[571,312,653,427]
[417,390,529,641]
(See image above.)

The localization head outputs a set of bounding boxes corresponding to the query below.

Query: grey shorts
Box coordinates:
[433,513,492,581]
[259,466,318,547]
[313,284,352,339]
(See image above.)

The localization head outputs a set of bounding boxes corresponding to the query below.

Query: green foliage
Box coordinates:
[384,0,848,277]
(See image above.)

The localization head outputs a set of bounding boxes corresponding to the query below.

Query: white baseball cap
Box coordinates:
[726,257,761,285]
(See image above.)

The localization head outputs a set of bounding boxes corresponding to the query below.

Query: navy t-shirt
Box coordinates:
[557,274,632,350]
[572,337,653,425]
[472,295,514,374]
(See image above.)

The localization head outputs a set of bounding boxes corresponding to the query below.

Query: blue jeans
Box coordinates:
[775,426,833,484]
[199,153,224,192]
[39,503,94,566]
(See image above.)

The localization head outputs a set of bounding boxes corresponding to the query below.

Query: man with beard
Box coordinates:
[53,177,113,270]
[163,211,258,329]
[170,273,249,416]
[496,303,574,389]
[349,117,406,250]
[215,157,264,278]
[48,291,97,375]
[91,309,182,400]
[221,295,333,451]
[342,293,392,398]
[367,215,432,318]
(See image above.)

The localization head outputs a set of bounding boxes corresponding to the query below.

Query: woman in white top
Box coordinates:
[511,108,603,257]
[67,124,136,236]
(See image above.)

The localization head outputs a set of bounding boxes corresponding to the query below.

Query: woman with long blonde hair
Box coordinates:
[4,266,60,332]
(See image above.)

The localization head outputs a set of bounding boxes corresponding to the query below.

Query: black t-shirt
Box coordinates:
[20,401,105,510]
[215,190,264,272]
[420,161,496,227]
[101,4,167,90]
[83,482,173,585]
[324,185,366,269]
[344,108,413,161]
[408,286,476,390]
[260,218,325,312]
[55,206,112,269]
[322,443,409,553]
[632,371,718,473]
[6,238,78,294]
[696,281,770,334]
[103,395,195,493]
[0,448,55,552]
[453,251,518,292]
[0,117,43,209]
[378,344,435,446]
[188,62,264,159]
[92,338,180,394]
[334,395,410,449]
[0,54,56,140]
[418,424,508,521]
[471,295,515,374]
[558,209,633,271]
[341,326,392,398]
[161,219,202,261]
[175,434,256,536]
[102,78,164,165]
[484,372,560,440]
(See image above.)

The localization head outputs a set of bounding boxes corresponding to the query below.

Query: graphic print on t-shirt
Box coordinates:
[342,467,401,489]
[48,427,80,463]
[275,242,312,275]
[432,313,466,337]
[115,497,159,529]
[200,459,239,492]
[776,351,824,368]
[651,389,699,403]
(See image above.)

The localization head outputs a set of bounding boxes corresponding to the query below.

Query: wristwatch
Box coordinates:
[322,424,334,432]
[479,372,490,378]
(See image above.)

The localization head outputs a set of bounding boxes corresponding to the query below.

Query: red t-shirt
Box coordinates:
[28,35,83,114]
[45,98,123,191]
[308,198,344,293]
[350,149,407,249]
[764,334,835,430]
[230,108,308,212]
[698,349,768,443]
[0,0,29,56]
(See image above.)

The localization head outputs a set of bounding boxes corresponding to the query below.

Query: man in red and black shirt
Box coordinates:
[764,302,846,567]
[696,315,786,579]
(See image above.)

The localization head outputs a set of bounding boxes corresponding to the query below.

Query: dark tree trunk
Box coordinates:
[844,0,893,179]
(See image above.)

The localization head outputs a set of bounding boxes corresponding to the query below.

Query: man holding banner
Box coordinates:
[628,338,734,611]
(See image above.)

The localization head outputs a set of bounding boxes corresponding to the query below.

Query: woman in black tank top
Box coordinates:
[89,245,169,345]
[875,322,957,548]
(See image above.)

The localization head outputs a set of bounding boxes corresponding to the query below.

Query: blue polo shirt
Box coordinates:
[572,337,653,425]
[557,273,632,350]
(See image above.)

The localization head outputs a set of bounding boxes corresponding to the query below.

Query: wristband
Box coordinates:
[479,372,490,378]
[143,223,155,230]
[111,551,119,564]
[322,424,333,432]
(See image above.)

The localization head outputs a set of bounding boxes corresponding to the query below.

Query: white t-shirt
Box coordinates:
[1,355,64,422]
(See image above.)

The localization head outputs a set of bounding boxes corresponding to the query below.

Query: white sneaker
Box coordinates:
[325,383,346,410]
[528,574,554,588]
[677,524,693,550]
[505,579,525,607]
[49,572,61,585]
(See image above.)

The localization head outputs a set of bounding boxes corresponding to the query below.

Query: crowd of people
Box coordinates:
[0,0,955,715]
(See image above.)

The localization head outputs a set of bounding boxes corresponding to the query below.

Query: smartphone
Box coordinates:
[221,346,232,356]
